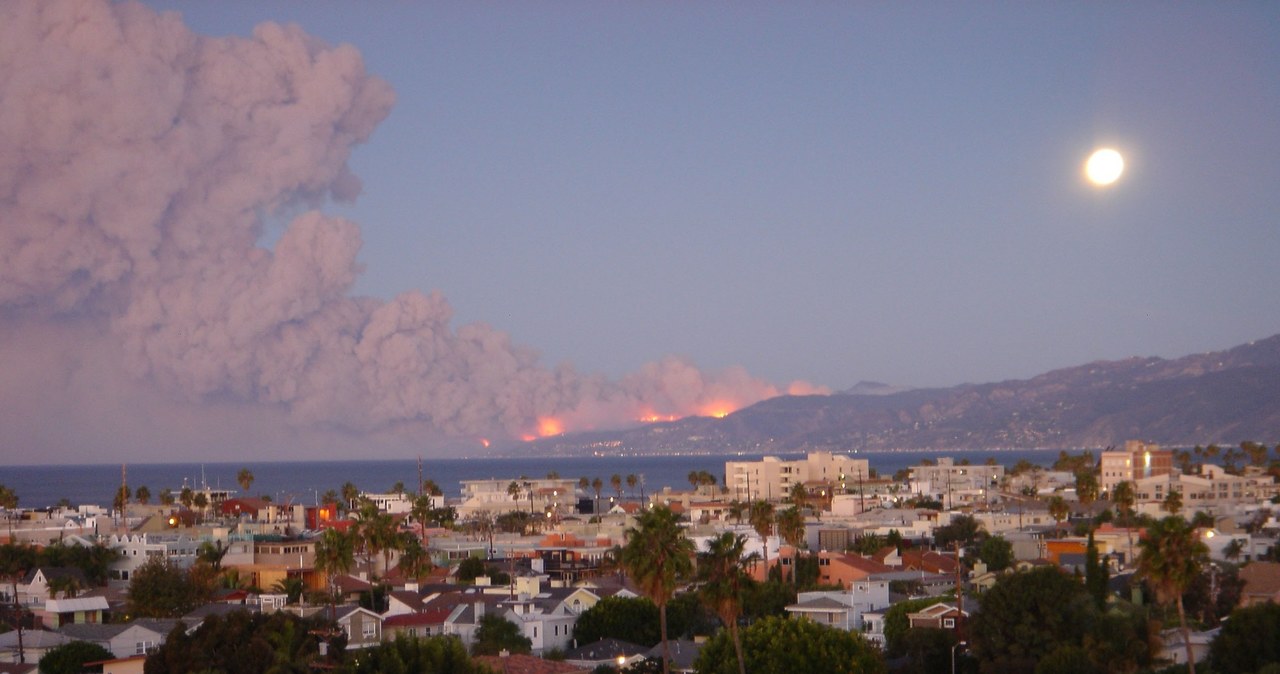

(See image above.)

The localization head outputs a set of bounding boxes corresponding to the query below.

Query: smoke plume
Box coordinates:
[0,1,823,461]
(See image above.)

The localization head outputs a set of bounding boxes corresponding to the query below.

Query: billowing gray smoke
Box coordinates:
[0,1,819,460]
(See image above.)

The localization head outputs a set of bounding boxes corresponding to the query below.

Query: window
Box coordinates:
[361,622,377,639]
[943,618,955,629]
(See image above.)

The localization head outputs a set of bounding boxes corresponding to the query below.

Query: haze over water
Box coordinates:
[3,449,1065,510]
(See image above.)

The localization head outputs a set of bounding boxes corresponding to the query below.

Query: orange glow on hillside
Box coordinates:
[699,401,735,419]
[480,438,490,448]
[637,411,679,424]
[537,417,564,437]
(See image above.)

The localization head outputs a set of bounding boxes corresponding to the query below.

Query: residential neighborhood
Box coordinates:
[3,442,1280,673]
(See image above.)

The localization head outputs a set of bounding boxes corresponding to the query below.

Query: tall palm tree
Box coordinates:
[134,486,151,505]
[699,532,755,674]
[610,474,624,502]
[355,501,398,579]
[237,468,254,494]
[626,474,638,500]
[748,500,775,579]
[1138,516,1208,674]
[621,506,694,674]
[314,528,356,619]
[591,478,604,514]
[776,506,806,584]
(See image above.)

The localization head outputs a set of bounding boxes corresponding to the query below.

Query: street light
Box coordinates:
[952,640,967,674]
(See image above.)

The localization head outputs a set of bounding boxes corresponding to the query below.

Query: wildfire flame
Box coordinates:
[537,417,564,437]
[480,438,490,448]
[699,401,735,419]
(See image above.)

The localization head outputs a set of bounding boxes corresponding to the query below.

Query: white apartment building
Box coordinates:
[107,533,201,581]
[1132,465,1276,516]
[908,458,1003,507]
[725,452,871,503]
[456,478,579,518]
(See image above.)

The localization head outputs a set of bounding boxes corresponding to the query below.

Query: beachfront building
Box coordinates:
[908,458,1003,508]
[456,478,580,519]
[1131,464,1276,518]
[1100,440,1174,496]
[725,452,871,503]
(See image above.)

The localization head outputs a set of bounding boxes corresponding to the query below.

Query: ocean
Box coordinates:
[0,448,1068,510]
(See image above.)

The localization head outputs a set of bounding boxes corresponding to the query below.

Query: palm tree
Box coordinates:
[397,532,433,581]
[0,543,35,663]
[179,486,194,510]
[410,493,434,539]
[622,506,693,674]
[1137,516,1208,674]
[192,492,209,522]
[591,478,604,514]
[748,500,775,579]
[1162,489,1183,515]
[134,486,151,505]
[626,474,638,500]
[314,528,356,618]
[159,489,175,506]
[1112,480,1137,565]
[355,501,398,579]
[776,506,806,584]
[237,468,254,494]
[610,474,623,502]
[340,482,360,512]
[699,532,755,674]
[271,576,306,604]
[1048,495,1070,527]
[728,501,746,526]
[46,574,81,599]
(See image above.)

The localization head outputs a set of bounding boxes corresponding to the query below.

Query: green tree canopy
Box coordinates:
[969,567,1093,674]
[1209,601,1280,674]
[692,615,884,674]
[979,536,1014,572]
[621,506,694,674]
[470,614,531,656]
[38,641,114,674]
[573,595,661,647]
[146,610,338,674]
[342,634,480,674]
[127,556,214,619]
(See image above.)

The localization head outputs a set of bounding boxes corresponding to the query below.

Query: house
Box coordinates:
[785,579,890,631]
[814,552,892,588]
[39,595,109,627]
[0,629,71,664]
[1238,561,1280,607]
[17,567,90,605]
[87,655,148,674]
[472,653,590,674]
[1159,627,1217,666]
[57,620,176,658]
[906,602,968,631]
[382,609,452,640]
[563,638,650,670]
[335,605,383,649]
[647,640,703,674]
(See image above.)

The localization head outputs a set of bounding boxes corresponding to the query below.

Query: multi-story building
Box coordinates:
[908,458,1003,507]
[725,452,871,503]
[456,478,579,518]
[1100,440,1174,495]
[1132,464,1276,516]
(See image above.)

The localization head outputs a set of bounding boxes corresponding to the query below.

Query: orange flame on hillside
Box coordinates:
[699,401,735,419]
[537,417,564,437]
[480,438,490,448]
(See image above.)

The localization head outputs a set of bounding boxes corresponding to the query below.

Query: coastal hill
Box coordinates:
[519,334,1280,457]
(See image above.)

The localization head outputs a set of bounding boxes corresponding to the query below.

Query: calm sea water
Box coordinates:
[0,449,1065,509]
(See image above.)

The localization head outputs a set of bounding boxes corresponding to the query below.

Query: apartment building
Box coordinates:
[725,452,871,503]
[1100,440,1174,495]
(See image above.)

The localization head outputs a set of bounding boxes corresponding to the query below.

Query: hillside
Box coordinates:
[516,335,1280,457]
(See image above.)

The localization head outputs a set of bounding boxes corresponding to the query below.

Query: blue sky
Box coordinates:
[141,1,1280,391]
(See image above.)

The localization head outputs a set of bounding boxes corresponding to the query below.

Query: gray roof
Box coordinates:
[0,629,71,649]
[564,637,649,661]
[646,639,703,670]
[787,596,853,611]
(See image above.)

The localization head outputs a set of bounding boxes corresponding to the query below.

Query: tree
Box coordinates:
[271,576,306,605]
[692,615,884,674]
[969,567,1093,674]
[237,468,255,494]
[344,633,479,674]
[573,596,662,647]
[883,596,952,658]
[979,535,1014,572]
[611,474,624,501]
[314,527,355,615]
[38,641,115,674]
[1075,472,1099,505]
[135,485,152,505]
[775,506,805,584]
[192,491,209,520]
[127,556,213,618]
[621,506,694,674]
[355,501,399,578]
[0,543,35,663]
[698,533,755,674]
[1162,489,1183,515]
[1137,515,1208,674]
[1084,531,1109,610]
[159,488,175,506]
[935,513,983,549]
[1209,601,1280,674]
[179,486,194,510]
[146,610,336,674]
[1048,495,1070,526]
[113,484,131,514]
[748,500,774,576]
[471,614,532,656]
[627,473,639,499]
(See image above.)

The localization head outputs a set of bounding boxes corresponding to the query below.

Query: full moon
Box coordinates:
[1085,148,1125,186]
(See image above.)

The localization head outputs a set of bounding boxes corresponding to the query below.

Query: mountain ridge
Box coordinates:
[512,335,1280,457]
